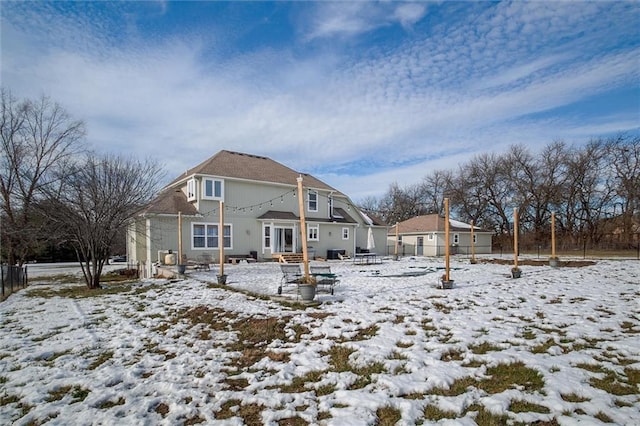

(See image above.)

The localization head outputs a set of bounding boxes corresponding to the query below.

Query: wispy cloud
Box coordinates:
[301,1,427,41]
[1,1,637,201]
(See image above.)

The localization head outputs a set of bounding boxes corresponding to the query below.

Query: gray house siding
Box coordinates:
[128,150,388,273]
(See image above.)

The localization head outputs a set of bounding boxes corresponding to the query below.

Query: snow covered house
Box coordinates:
[388,214,493,257]
[127,150,387,275]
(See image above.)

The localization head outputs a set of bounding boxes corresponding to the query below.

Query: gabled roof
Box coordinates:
[169,150,342,194]
[142,188,198,216]
[391,214,490,234]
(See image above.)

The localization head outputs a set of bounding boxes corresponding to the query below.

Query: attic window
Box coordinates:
[202,178,224,201]
[187,178,197,201]
[308,190,318,212]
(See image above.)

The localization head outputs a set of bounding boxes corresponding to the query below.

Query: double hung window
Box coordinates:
[307,224,319,241]
[192,223,232,249]
[202,178,223,200]
[308,190,318,212]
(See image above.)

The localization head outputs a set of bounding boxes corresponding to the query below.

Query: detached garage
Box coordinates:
[388,214,493,257]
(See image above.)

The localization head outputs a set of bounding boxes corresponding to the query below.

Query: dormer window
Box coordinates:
[202,178,224,200]
[308,190,318,212]
[187,178,197,201]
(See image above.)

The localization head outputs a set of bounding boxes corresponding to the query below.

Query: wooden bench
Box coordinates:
[226,254,257,264]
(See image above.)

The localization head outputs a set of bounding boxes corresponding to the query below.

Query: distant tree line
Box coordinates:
[1,88,163,288]
[360,137,640,251]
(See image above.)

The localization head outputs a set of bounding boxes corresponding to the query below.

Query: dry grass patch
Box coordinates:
[422,404,458,421]
[98,396,125,409]
[324,344,385,389]
[594,411,614,423]
[509,400,550,413]
[620,321,639,334]
[421,317,436,329]
[469,342,503,354]
[520,329,537,340]
[560,393,590,403]
[154,402,169,417]
[531,338,559,354]
[624,367,640,385]
[280,370,326,393]
[223,377,249,391]
[352,324,379,341]
[589,369,637,395]
[430,376,478,396]
[237,402,265,425]
[466,403,510,425]
[441,348,465,362]
[46,385,90,403]
[214,399,242,419]
[27,282,133,299]
[277,416,309,425]
[325,345,355,372]
[431,301,452,314]
[375,405,402,425]
[481,362,544,393]
[265,350,290,363]
[349,361,386,390]
[87,351,114,370]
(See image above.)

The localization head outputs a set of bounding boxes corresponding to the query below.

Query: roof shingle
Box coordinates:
[169,150,341,193]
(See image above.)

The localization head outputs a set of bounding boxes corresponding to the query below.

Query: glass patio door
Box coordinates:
[274,227,295,253]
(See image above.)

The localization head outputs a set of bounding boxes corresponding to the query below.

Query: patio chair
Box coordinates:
[278,264,302,295]
[310,265,339,295]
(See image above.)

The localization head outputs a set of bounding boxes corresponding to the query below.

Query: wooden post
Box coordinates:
[551,212,556,258]
[470,220,476,263]
[219,201,224,277]
[445,198,450,281]
[513,207,519,270]
[296,176,310,282]
[394,223,399,260]
[178,211,183,265]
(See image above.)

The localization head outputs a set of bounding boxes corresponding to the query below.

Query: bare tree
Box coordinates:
[606,136,640,247]
[562,140,615,247]
[0,89,85,265]
[42,154,164,289]
[418,170,454,216]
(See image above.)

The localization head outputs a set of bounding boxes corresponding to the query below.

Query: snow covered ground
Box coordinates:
[1,256,639,425]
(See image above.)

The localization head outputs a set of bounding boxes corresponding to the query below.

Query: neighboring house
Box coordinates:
[127,150,387,275]
[388,214,493,256]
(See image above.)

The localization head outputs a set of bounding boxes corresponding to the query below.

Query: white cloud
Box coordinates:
[1,1,637,198]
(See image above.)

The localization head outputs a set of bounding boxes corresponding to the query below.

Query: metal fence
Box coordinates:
[1,264,28,301]
[384,244,494,257]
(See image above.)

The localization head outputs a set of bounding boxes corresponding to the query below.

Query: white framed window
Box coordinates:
[308,190,318,212]
[342,227,349,240]
[453,233,459,244]
[192,223,232,249]
[187,178,197,201]
[307,224,319,241]
[263,225,271,250]
[428,233,434,241]
[202,178,224,200]
[473,233,478,244]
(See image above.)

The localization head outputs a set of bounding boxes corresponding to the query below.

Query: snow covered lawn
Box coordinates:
[1,257,639,425]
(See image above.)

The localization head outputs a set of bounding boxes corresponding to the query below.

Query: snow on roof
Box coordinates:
[449,219,482,230]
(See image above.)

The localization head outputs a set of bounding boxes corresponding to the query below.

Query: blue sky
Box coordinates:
[2,1,639,201]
